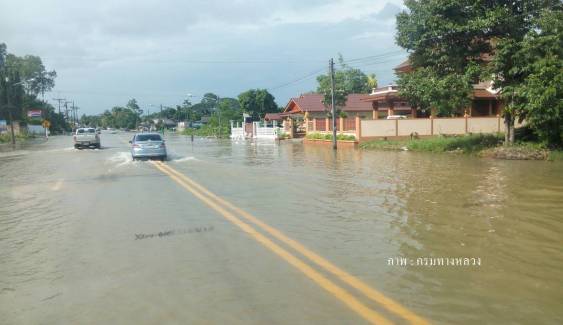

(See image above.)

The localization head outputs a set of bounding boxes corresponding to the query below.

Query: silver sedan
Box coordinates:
[130,133,167,160]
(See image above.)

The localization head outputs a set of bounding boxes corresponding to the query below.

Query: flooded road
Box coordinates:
[1,132,562,324]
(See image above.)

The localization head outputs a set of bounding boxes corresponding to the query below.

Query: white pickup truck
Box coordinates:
[74,128,101,149]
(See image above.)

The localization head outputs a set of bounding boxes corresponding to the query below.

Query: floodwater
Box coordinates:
[1,132,562,324]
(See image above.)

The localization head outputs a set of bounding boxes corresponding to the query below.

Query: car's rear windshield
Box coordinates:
[77,128,96,133]
[135,134,162,141]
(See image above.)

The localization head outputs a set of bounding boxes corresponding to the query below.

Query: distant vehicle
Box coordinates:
[386,115,408,120]
[130,133,167,161]
[74,128,101,149]
[96,128,101,134]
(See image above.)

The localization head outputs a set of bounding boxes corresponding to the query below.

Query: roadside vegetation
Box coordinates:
[360,131,563,161]
[0,132,36,144]
[306,132,356,141]
[1,43,69,137]
[395,1,562,148]
[360,134,501,153]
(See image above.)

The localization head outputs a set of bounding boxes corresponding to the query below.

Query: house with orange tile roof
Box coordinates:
[280,93,374,137]
[360,60,502,119]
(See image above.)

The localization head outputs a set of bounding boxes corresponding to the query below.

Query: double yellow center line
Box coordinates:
[151,160,429,325]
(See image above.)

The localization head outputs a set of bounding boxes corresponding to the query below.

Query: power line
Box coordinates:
[340,50,406,64]
[267,66,327,91]
[43,56,328,64]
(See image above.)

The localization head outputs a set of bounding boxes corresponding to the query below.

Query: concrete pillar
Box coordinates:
[325,118,329,132]
[339,117,344,133]
[411,108,417,118]
[488,100,493,116]
[355,115,361,141]
[289,119,294,138]
[430,116,434,135]
[313,118,317,132]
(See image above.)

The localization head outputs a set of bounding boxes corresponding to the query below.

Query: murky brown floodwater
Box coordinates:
[1,133,562,324]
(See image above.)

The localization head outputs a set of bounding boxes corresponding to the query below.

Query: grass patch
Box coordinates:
[0,133,35,144]
[548,150,563,161]
[360,134,502,153]
[361,133,563,161]
[306,132,356,141]
[180,126,230,138]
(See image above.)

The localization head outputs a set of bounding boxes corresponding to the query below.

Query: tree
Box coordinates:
[495,8,562,146]
[238,89,278,120]
[397,67,474,117]
[5,54,56,98]
[395,0,560,142]
[316,55,373,110]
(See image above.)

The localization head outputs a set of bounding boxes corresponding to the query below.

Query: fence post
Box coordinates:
[304,118,308,133]
[497,114,501,132]
[355,116,361,141]
[325,118,329,132]
[430,116,434,136]
[395,119,399,137]
[313,118,317,132]
[465,114,468,134]
[339,117,344,133]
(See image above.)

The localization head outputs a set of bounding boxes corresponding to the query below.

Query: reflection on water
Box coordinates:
[1,134,563,324]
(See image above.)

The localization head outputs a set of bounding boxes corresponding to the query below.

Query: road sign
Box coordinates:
[28,109,42,118]
[42,120,51,129]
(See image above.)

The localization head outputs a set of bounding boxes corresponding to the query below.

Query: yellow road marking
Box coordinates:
[156,161,429,325]
[151,161,393,325]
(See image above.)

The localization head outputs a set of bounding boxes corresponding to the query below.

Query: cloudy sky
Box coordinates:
[0,0,407,115]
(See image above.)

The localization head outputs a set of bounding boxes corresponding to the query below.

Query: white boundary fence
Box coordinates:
[230,121,282,140]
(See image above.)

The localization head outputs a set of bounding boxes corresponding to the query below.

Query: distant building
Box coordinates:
[264,113,282,123]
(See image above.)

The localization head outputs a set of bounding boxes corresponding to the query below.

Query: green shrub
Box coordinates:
[306,132,356,141]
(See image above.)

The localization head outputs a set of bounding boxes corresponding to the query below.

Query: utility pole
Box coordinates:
[329,58,337,150]
[160,104,164,135]
[5,77,16,147]
[216,96,221,138]
[71,101,75,126]
[53,97,65,114]
[64,100,72,122]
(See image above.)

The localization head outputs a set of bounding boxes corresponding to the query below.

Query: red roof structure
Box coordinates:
[264,113,282,121]
[282,93,372,115]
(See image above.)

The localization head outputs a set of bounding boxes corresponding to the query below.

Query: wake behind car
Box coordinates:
[130,133,167,160]
[74,128,101,149]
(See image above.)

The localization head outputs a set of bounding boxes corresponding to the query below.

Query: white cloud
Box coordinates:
[0,0,406,114]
